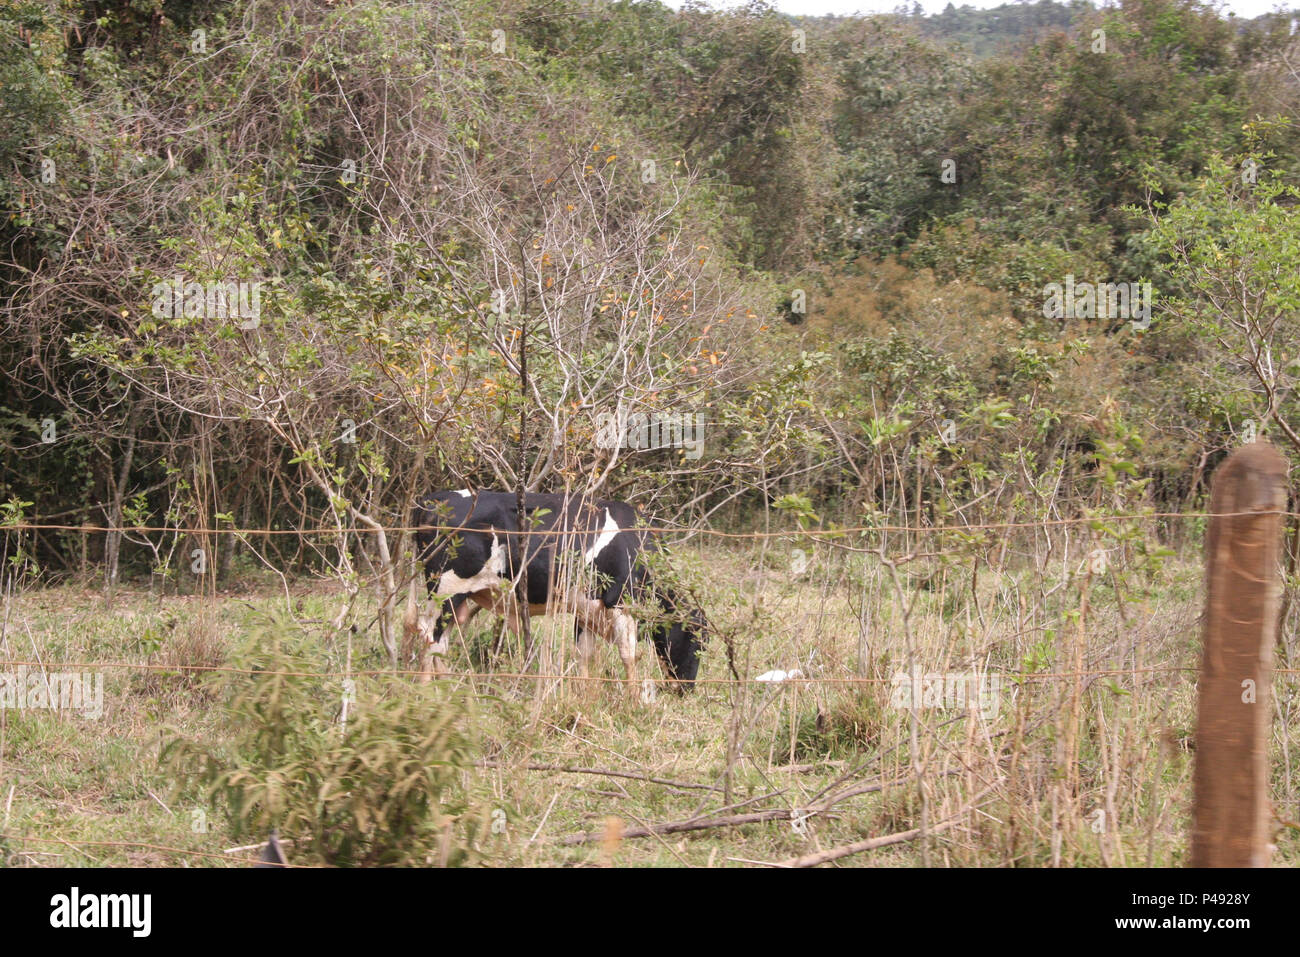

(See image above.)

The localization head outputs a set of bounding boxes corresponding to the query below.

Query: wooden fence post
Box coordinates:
[1191,441,1288,867]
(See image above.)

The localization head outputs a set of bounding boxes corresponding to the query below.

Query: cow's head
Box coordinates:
[651,596,705,690]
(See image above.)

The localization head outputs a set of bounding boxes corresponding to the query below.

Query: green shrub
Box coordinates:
[164,618,485,866]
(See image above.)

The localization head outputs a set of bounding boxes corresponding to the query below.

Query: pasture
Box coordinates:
[4,526,1292,868]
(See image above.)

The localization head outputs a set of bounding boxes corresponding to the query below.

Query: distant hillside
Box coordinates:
[911,0,1300,58]
[918,0,1091,57]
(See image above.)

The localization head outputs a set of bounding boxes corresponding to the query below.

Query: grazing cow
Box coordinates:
[407,489,703,694]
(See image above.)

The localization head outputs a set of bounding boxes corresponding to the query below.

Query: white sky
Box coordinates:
[665,0,1296,20]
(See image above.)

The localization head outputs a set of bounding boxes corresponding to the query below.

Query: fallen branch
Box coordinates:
[776,784,999,868]
[558,806,812,846]
[558,779,899,845]
[477,760,719,792]
[778,819,959,867]
[224,837,296,855]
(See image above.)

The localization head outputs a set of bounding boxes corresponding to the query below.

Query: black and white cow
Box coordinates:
[408,489,703,693]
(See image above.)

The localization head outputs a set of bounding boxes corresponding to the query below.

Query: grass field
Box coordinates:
[2,539,1297,867]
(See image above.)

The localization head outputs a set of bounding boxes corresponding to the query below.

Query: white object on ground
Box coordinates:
[756,668,804,683]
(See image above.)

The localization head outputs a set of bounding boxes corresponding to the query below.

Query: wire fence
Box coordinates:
[4,509,1295,537]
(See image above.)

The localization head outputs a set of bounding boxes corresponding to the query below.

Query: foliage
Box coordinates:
[2,0,1299,580]
[1141,151,1300,453]
[164,617,485,866]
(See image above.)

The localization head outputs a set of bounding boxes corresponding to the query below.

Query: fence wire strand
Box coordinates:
[5,508,1297,538]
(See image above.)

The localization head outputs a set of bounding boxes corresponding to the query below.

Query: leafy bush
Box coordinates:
[165,618,485,866]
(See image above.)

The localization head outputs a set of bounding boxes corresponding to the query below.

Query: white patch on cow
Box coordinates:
[453,489,471,498]
[436,533,507,595]
[420,590,488,648]
[417,609,450,651]
[584,508,620,563]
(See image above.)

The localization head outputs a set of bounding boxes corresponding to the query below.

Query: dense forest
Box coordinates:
[2,0,1300,589]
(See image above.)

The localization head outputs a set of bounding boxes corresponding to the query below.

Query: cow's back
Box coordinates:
[413,489,656,609]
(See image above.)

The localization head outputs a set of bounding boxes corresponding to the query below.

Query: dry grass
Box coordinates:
[0,534,1297,867]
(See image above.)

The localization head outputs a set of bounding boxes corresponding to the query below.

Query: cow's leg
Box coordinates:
[569,596,636,699]
[470,590,509,647]
[417,593,479,683]
[570,596,613,696]
[574,621,598,694]
[610,608,638,700]
[473,588,529,638]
